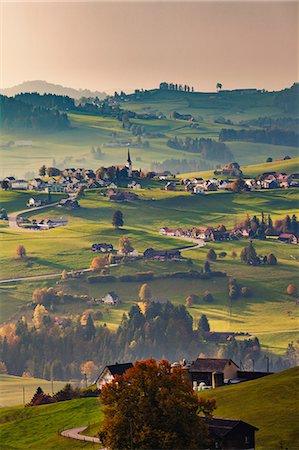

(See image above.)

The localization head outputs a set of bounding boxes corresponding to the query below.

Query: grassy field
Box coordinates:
[0,367,297,449]
[0,375,68,407]
[1,88,298,179]
[179,156,299,179]
[0,189,298,352]
[201,366,299,450]
[0,397,101,449]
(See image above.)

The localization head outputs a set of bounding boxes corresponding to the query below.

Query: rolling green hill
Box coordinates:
[0,375,67,407]
[0,189,298,352]
[1,87,298,178]
[0,368,297,449]
[179,156,299,179]
[201,366,299,450]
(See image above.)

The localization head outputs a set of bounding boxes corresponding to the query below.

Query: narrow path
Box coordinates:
[8,201,61,231]
[61,426,104,446]
[0,268,91,284]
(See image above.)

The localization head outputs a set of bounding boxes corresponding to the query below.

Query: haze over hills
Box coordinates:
[0,80,107,100]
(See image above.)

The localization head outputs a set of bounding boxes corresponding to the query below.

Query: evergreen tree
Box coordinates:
[112,210,124,229]
[198,314,210,333]
[39,165,46,177]
[85,314,96,340]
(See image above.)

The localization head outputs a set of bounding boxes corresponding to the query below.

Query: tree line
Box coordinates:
[219,127,299,147]
[0,300,291,381]
[0,95,70,131]
[167,136,234,162]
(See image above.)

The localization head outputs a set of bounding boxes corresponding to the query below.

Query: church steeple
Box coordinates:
[127,149,132,165]
[127,149,132,177]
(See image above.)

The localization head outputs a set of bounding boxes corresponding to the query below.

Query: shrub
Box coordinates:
[287,284,297,296]
[203,291,214,302]
[240,286,251,297]
[231,250,237,259]
[267,253,277,265]
[218,252,227,258]
[16,244,26,259]
[207,248,217,261]
[135,271,154,281]
[87,275,117,283]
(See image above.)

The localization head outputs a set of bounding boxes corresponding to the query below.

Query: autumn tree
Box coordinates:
[90,255,107,272]
[232,177,246,193]
[99,359,213,450]
[240,241,257,264]
[80,360,98,383]
[119,236,134,256]
[0,361,8,374]
[139,283,152,303]
[185,295,193,308]
[287,284,297,296]
[27,387,53,406]
[16,244,26,259]
[112,210,124,229]
[33,304,49,329]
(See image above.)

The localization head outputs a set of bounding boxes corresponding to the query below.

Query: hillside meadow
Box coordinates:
[0,188,298,353]
[0,375,67,408]
[1,87,298,179]
[0,367,297,450]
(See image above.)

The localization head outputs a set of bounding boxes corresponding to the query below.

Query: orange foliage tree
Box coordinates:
[99,358,215,449]
[287,284,297,296]
[80,360,98,382]
[90,255,108,272]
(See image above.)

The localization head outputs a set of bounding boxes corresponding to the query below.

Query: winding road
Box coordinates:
[8,201,61,231]
[61,426,104,446]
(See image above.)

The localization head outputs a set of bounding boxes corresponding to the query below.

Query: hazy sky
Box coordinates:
[1,1,298,93]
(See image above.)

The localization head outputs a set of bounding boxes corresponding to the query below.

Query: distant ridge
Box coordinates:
[0,80,107,100]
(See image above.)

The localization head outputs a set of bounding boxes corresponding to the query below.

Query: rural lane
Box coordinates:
[61,426,104,446]
[8,201,61,231]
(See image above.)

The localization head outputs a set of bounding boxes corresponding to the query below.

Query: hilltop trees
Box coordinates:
[207,248,217,261]
[39,165,46,176]
[99,359,211,450]
[112,210,124,229]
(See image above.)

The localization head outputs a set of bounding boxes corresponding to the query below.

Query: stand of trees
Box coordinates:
[167,137,234,162]
[219,128,299,147]
[0,301,291,381]
[14,93,75,110]
[0,95,70,131]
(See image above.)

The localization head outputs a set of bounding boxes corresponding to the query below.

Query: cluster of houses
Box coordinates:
[94,356,269,449]
[179,170,299,195]
[159,225,298,245]
[17,215,68,230]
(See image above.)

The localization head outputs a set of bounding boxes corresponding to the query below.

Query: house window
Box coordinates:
[245,436,249,444]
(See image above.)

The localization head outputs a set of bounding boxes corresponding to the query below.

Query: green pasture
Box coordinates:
[179,156,299,179]
[201,366,299,450]
[0,375,68,408]
[0,189,298,352]
[0,367,297,449]
[1,88,298,179]
[0,397,101,449]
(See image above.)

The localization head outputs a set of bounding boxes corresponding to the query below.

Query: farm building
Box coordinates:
[92,243,114,253]
[143,248,181,260]
[27,197,42,208]
[95,362,133,390]
[188,358,239,387]
[202,417,258,450]
[278,233,298,244]
[102,292,121,305]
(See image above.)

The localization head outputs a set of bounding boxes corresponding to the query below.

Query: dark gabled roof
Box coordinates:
[202,417,258,437]
[106,362,133,376]
[190,358,239,373]
[107,291,119,300]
